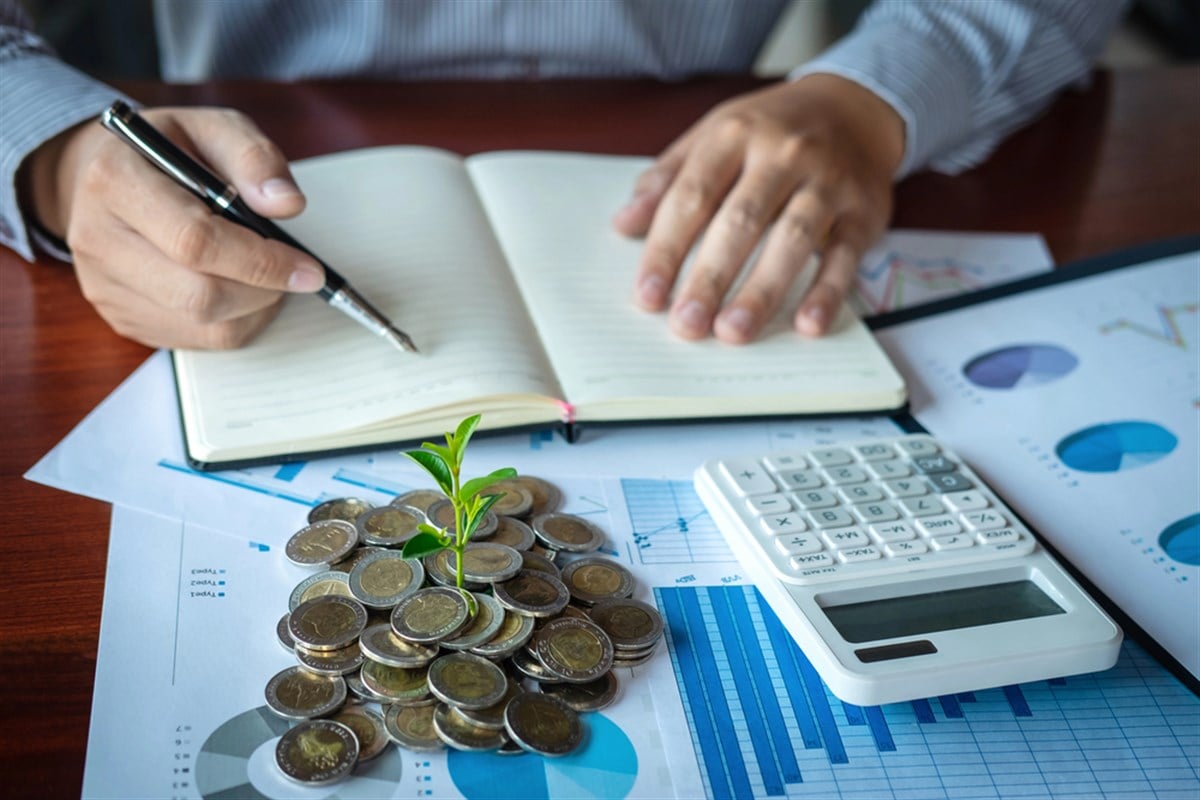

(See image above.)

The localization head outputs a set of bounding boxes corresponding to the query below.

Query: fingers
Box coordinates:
[795,225,871,337]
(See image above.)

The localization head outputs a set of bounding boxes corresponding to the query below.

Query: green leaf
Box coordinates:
[450,414,482,462]
[461,467,518,503]
[422,441,455,468]
[417,522,449,539]
[463,492,504,541]
[401,531,450,560]
[404,449,452,495]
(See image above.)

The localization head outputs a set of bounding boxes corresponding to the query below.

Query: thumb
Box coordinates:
[165,107,306,219]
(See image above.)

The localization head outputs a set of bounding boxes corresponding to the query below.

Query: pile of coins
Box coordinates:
[265,475,666,786]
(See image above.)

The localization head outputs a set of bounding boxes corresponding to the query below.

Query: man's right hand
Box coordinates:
[24,106,325,349]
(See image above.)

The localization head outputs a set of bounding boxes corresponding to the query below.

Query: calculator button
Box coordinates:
[839,484,885,504]
[964,510,1009,532]
[793,489,839,510]
[761,514,807,534]
[837,546,882,563]
[764,453,808,472]
[852,443,895,461]
[884,539,929,557]
[898,496,945,517]
[870,521,916,542]
[976,528,1022,546]
[809,448,853,467]
[777,470,824,491]
[720,460,778,496]
[927,471,974,493]
[943,491,989,512]
[775,534,824,556]
[822,466,869,485]
[931,533,975,550]
[789,552,835,570]
[821,528,870,549]
[852,501,900,524]
[884,478,928,498]
[897,438,940,457]
[808,508,855,529]
[866,460,911,480]
[916,515,962,537]
[911,455,957,474]
[747,494,792,515]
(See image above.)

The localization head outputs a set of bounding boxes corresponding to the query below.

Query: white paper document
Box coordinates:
[875,248,1200,680]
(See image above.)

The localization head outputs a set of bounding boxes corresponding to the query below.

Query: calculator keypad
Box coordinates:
[713,435,1034,584]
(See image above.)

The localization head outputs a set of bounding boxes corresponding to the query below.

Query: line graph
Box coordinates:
[621,478,732,565]
[854,251,1013,314]
[1099,302,1197,349]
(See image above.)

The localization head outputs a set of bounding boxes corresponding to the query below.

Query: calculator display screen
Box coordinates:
[822,580,1066,644]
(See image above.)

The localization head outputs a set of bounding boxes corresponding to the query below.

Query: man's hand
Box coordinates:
[24,106,324,349]
[613,74,904,343]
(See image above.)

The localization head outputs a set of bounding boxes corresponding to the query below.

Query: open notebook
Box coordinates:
[173,148,906,469]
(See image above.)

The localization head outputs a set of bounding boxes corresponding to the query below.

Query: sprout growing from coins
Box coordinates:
[399,414,516,591]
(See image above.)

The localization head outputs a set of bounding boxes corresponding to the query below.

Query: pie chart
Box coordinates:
[1160,514,1200,566]
[448,712,638,799]
[1055,421,1177,473]
[962,344,1078,389]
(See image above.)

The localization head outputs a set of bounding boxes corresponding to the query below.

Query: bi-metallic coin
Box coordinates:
[455,679,523,731]
[426,499,499,539]
[534,616,615,683]
[469,608,536,660]
[489,517,537,551]
[504,691,583,757]
[288,570,353,611]
[489,485,533,518]
[530,512,605,553]
[264,666,347,720]
[539,671,619,712]
[460,542,523,583]
[389,489,444,515]
[427,652,510,710]
[493,569,570,618]
[360,659,432,703]
[348,549,424,608]
[294,641,365,676]
[331,705,389,762]
[383,703,445,752]
[288,595,368,652]
[276,613,295,652]
[391,586,473,643]
[588,597,665,651]
[286,519,359,567]
[441,593,505,651]
[423,549,487,592]
[308,497,374,524]
[358,622,438,668]
[356,505,424,547]
[560,557,634,605]
[493,476,562,517]
[275,719,358,785]
[432,704,509,751]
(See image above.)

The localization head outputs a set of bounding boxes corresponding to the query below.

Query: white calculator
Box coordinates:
[694,434,1122,706]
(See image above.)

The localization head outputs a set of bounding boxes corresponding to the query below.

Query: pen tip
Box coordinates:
[389,329,419,354]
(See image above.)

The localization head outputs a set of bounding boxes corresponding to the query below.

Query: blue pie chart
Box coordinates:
[448,713,637,799]
[963,344,1079,389]
[1160,514,1200,566]
[1055,421,1177,473]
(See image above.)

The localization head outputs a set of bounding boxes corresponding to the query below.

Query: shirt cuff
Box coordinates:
[0,53,131,260]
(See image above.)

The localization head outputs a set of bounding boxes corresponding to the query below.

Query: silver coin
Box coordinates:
[359,622,438,668]
[276,613,295,652]
[360,660,432,703]
[390,586,473,643]
[383,703,445,752]
[493,569,570,618]
[538,671,619,712]
[460,542,524,583]
[308,497,374,524]
[489,485,533,518]
[587,597,665,651]
[423,549,487,592]
[559,557,635,605]
[288,570,353,611]
[389,489,444,515]
[275,719,358,785]
[288,594,368,652]
[330,705,389,762]
[428,652,509,710]
[489,517,537,551]
[294,641,365,676]
[469,609,536,660]
[530,512,605,553]
[286,519,360,568]
[348,549,424,609]
[519,549,560,577]
[534,616,614,683]
[442,593,505,651]
[356,504,424,547]
[432,704,509,751]
[264,666,347,720]
[456,679,523,731]
[509,647,562,683]
[504,691,583,757]
[493,476,562,517]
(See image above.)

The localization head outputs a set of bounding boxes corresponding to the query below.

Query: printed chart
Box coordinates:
[623,478,731,566]
[962,344,1079,390]
[654,584,1199,800]
[1055,421,1178,473]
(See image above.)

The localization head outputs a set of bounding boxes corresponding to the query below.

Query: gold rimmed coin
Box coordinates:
[493,476,561,517]
[360,660,431,704]
[275,719,358,785]
[355,505,424,547]
[460,542,523,583]
[264,666,347,720]
[427,652,509,710]
[587,598,664,651]
[493,570,570,618]
[288,570,353,611]
[559,557,635,605]
[348,550,424,609]
[308,497,374,525]
[533,617,614,683]
[539,671,619,711]
[383,703,445,752]
[288,595,368,652]
[331,705,388,762]
[432,704,508,751]
[530,512,605,553]
[389,490,444,515]
[286,519,359,567]
[504,692,583,757]
[358,622,438,668]
[391,586,473,644]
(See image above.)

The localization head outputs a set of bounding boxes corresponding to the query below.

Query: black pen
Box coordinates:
[99,100,418,353]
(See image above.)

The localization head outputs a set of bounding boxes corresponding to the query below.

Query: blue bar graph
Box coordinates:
[656,584,1200,800]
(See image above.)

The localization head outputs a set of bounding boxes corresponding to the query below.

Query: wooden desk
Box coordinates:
[2,69,1197,796]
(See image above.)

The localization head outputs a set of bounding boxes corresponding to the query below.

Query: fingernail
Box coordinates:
[674,300,710,332]
[799,303,827,335]
[261,177,301,199]
[720,307,755,338]
[287,263,324,292]
[637,275,668,307]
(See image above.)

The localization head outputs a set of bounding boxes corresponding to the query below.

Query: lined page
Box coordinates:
[466,152,905,419]
[175,147,560,461]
